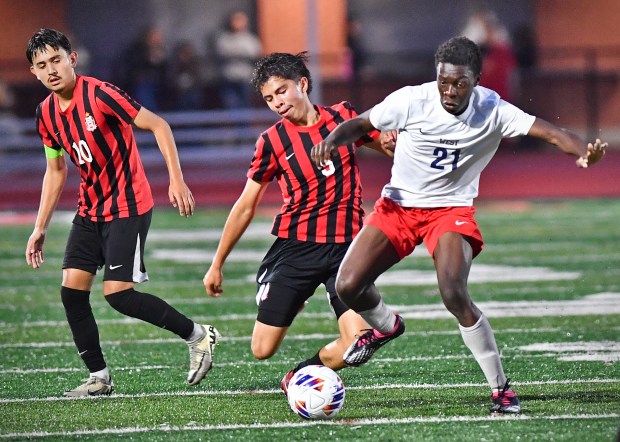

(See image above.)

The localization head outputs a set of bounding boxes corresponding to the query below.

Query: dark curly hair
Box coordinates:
[250,52,312,94]
[434,36,482,77]
[26,28,72,64]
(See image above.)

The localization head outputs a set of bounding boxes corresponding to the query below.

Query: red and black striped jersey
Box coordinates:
[248,101,378,243]
[36,75,153,221]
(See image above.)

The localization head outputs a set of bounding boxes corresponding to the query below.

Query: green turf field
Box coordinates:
[1,199,619,441]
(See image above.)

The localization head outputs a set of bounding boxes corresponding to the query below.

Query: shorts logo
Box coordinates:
[455,220,468,226]
[109,264,123,270]
[256,282,270,306]
[257,268,268,284]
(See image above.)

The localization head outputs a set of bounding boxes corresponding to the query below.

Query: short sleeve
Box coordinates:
[368,87,411,132]
[497,99,536,138]
[96,82,141,124]
[247,133,278,183]
[339,101,380,146]
[35,103,62,151]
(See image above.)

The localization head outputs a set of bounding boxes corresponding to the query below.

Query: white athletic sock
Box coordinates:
[459,314,507,391]
[358,298,396,333]
[186,323,205,344]
[91,367,110,382]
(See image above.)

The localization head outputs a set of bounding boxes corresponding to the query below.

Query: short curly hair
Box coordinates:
[434,36,482,77]
[250,52,312,94]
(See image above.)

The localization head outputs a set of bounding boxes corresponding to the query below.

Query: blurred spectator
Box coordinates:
[512,24,538,72]
[461,8,518,102]
[345,15,366,83]
[117,26,170,111]
[65,31,92,76]
[169,40,206,110]
[0,80,20,145]
[214,10,262,109]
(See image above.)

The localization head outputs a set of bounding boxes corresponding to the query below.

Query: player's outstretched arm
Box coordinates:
[133,107,195,217]
[311,109,377,167]
[203,179,268,297]
[26,156,68,269]
[527,118,607,168]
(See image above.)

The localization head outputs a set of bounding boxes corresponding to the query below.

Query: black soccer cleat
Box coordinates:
[343,314,405,367]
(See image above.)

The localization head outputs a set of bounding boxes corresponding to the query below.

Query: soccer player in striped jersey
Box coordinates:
[311,36,607,414]
[25,28,220,396]
[203,52,395,392]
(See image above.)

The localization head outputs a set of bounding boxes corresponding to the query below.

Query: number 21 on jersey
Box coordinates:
[430,147,460,171]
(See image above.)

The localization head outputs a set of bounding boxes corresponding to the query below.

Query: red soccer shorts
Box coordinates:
[364,197,484,259]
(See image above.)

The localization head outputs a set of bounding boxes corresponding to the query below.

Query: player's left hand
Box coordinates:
[169,181,195,217]
[576,138,607,168]
[379,130,398,155]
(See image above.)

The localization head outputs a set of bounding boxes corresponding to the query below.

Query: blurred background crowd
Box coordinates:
[0,0,618,209]
[0,0,619,150]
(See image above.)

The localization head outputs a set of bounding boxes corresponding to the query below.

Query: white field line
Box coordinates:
[0,283,589,308]
[4,351,620,376]
[1,413,619,439]
[146,247,620,268]
[1,378,618,404]
[2,292,619,327]
[0,325,596,348]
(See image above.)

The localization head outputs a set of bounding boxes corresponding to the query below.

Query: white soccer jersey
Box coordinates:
[369,82,536,207]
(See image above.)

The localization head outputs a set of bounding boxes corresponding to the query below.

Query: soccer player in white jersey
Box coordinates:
[311,36,607,414]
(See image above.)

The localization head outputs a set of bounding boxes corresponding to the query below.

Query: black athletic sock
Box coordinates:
[105,288,194,339]
[61,286,106,372]
[293,352,323,373]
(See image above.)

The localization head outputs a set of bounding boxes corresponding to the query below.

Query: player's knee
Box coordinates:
[440,286,471,317]
[251,338,277,360]
[60,286,92,319]
[335,271,362,303]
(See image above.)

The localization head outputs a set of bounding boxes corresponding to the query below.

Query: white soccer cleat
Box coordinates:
[187,324,221,386]
[64,375,114,397]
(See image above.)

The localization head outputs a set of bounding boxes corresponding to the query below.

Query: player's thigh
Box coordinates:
[63,214,104,276]
[433,232,472,292]
[251,320,289,359]
[255,239,328,326]
[338,225,400,290]
[256,281,315,327]
[101,210,152,283]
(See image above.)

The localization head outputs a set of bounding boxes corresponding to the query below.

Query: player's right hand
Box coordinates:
[203,266,223,297]
[311,140,337,167]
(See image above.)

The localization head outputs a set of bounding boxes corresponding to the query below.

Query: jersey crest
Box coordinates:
[84,112,97,132]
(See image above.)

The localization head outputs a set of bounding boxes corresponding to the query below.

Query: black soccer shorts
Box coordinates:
[255,237,351,327]
[63,210,152,283]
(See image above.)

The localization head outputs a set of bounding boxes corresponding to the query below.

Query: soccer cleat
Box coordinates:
[64,375,114,397]
[187,324,221,386]
[490,379,521,414]
[343,314,405,367]
[281,369,295,395]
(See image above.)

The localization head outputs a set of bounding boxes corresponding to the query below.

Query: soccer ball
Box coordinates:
[286,365,345,419]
